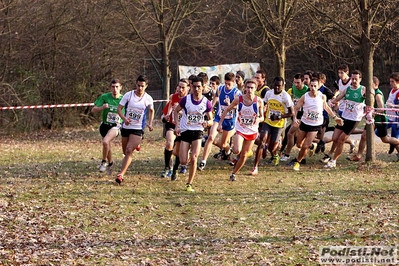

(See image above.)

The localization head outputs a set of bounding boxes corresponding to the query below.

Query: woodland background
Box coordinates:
[1,0,399,134]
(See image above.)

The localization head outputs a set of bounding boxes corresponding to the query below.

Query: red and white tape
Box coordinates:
[0,100,167,110]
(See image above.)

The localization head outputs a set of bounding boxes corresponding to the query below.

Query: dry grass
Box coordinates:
[1,125,398,265]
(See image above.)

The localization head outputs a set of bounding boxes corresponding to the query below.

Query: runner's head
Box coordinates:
[224,72,236,90]
[244,78,258,95]
[110,79,122,97]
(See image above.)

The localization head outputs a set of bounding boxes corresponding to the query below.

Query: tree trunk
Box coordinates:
[276,41,286,79]
[162,45,171,100]
[361,31,375,162]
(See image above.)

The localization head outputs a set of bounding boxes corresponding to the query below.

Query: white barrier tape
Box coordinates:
[373,107,399,112]
[373,112,399,119]
[374,121,399,124]
[0,100,168,110]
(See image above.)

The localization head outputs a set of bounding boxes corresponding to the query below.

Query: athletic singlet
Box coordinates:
[167,93,182,125]
[386,88,399,121]
[216,85,241,120]
[94,92,123,125]
[264,89,294,128]
[236,95,259,135]
[203,87,214,102]
[301,91,324,126]
[179,94,212,132]
[255,84,269,98]
[120,91,153,130]
[374,88,387,123]
[338,78,352,112]
[290,84,309,106]
[342,86,365,121]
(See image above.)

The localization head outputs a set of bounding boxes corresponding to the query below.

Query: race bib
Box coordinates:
[268,110,281,119]
[345,102,355,112]
[220,106,234,119]
[187,112,204,125]
[239,116,255,126]
[127,108,142,123]
[106,112,120,124]
[305,110,319,121]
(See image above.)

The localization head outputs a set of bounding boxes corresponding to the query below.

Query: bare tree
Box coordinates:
[242,0,325,78]
[118,0,220,100]
[306,0,399,161]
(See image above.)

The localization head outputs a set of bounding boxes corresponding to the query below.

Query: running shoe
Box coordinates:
[229,157,238,166]
[179,165,187,174]
[247,150,253,158]
[160,167,171,178]
[213,150,223,159]
[171,171,178,181]
[136,144,141,151]
[197,161,206,171]
[219,150,232,161]
[320,154,331,163]
[115,174,123,184]
[346,155,361,161]
[272,155,280,166]
[251,166,258,175]
[280,154,290,162]
[229,173,236,181]
[166,169,173,178]
[186,183,195,192]
[99,160,107,172]
[293,162,300,171]
[324,160,336,169]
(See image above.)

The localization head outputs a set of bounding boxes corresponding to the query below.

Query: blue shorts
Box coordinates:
[214,115,236,131]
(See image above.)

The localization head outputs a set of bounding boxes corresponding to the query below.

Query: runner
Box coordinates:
[324,70,369,169]
[349,76,399,161]
[115,75,154,184]
[160,78,190,178]
[91,79,123,174]
[174,76,213,192]
[291,78,343,171]
[217,78,264,181]
[251,76,294,175]
[198,72,241,170]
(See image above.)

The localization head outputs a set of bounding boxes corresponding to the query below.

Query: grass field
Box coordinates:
[1,124,398,265]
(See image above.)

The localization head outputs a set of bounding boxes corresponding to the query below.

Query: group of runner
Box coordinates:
[92,66,399,191]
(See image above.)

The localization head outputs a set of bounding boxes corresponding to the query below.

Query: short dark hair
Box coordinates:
[256,70,267,79]
[304,70,313,77]
[197,72,209,84]
[191,76,204,86]
[294,73,304,80]
[351,70,362,78]
[136,75,148,84]
[390,72,399,82]
[188,74,197,83]
[224,72,235,81]
[111,79,121,85]
[338,64,349,72]
[210,75,220,85]
[273,76,284,84]
[310,78,320,83]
